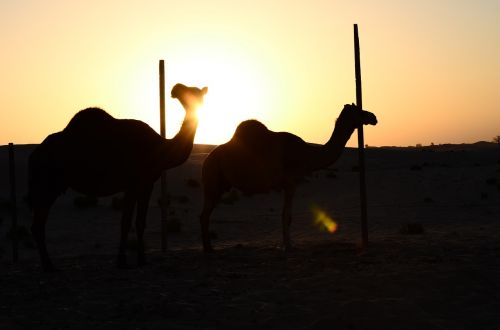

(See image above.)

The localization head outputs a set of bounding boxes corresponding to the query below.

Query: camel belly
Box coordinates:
[223,163,284,193]
[67,164,157,197]
[69,176,126,196]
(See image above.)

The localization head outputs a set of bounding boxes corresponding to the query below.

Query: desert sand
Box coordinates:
[1,143,499,329]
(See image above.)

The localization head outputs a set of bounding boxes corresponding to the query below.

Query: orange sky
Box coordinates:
[1,0,499,147]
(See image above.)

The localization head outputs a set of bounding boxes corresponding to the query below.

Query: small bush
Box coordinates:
[221,190,240,205]
[400,223,424,235]
[177,195,190,204]
[111,195,124,211]
[125,239,148,251]
[486,177,497,185]
[0,199,12,212]
[185,178,200,188]
[157,195,171,207]
[74,195,98,208]
[166,218,182,233]
[158,194,189,206]
[424,197,434,203]
[6,224,35,248]
[6,224,30,241]
[481,192,488,200]
[325,169,337,179]
[410,165,422,171]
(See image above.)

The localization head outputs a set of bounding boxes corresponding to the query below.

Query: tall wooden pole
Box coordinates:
[354,24,369,248]
[8,143,18,262]
[159,60,168,252]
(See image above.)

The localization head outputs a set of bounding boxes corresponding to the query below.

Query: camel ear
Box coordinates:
[202,87,208,95]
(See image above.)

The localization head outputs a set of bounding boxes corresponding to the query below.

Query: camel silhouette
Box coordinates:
[28,83,207,271]
[200,104,377,252]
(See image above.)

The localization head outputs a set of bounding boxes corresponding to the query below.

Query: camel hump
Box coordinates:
[64,107,115,132]
[231,119,270,145]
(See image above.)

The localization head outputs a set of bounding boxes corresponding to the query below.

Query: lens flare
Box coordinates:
[311,206,338,234]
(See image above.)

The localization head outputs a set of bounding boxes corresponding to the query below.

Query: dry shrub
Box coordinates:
[185,178,201,188]
[221,190,239,205]
[400,223,424,235]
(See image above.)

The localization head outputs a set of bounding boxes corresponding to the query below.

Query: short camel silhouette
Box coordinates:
[28,83,207,271]
[200,104,377,252]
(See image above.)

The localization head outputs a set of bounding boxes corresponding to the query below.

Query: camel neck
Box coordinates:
[160,113,198,169]
[307,119,356,171]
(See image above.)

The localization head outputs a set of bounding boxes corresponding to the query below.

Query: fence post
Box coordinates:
[159,60,168,252]
[354,24,369,248]
[8,143,19,262]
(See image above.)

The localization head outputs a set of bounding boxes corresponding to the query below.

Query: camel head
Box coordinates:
[338,103,378,128]
[171,83,208,112]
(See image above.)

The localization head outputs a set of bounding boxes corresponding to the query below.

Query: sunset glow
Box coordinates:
[1,1,499,146]
[167,51,272,144]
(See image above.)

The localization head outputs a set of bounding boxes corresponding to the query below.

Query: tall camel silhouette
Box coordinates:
[200,104,377,252]
[28,83,207,271]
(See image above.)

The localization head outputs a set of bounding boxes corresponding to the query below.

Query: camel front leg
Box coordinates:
[117,191,136,268]
[135,184,153,266]
[32,206,56,272]
[200,186,223,253]
[282,185,295,251]
[200,197,216,253]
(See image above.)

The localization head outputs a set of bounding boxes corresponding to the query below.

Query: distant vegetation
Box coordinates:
[73,195,98,208]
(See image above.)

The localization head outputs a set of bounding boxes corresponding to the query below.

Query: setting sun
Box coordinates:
[182,52,271,145]
[130,45,274,145]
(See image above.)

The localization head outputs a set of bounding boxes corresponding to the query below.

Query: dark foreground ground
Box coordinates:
[1,143,500,329]
[2,228,500,330]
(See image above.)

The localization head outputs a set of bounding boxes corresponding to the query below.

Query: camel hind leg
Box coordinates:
[200,188,222,253]
[200,154,226,253]
[32,205,56,271]
[281,184,295,251]
[117,190,136,268]
[29,150,67,271]
[30,185,64,271]
[135,183,153,266]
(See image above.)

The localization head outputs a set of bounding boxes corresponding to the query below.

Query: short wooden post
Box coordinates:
[159,60,168,252]
[8,143,19,262]
[354,24,369,248]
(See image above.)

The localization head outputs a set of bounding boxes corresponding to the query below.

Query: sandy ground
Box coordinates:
[1,143,499,329]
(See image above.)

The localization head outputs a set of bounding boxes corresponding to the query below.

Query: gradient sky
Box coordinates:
[1,0,499,147]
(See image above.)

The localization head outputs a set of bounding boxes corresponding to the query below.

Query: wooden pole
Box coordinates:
[8,143,18,263]
[159,59,168,252]
[354,24,369,248]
